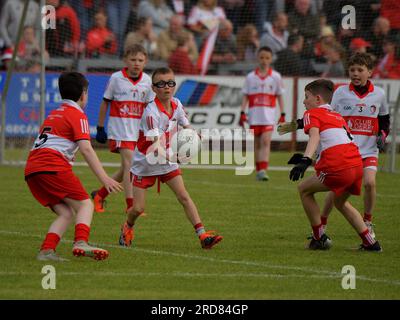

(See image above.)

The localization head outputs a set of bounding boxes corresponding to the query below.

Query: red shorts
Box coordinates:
[25,171,89,208]
[363,157,378,170]
[109,140,137,153]
[250,125,274,136]
[317,165,363,196]
[131,169,182,189]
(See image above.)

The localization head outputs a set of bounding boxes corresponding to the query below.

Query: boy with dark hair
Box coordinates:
[289,79,381,251]
[25,72,123,261]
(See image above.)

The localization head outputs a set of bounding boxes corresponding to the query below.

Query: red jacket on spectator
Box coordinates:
[380,0,400,30]
[168,47,198,74]
[57,5,80,45]
[373,52,400,79]
[86,27,117,57]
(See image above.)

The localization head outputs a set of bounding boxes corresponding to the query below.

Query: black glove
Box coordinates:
[297,118,304,129]
[376,130,387,153]
[288,153,304,165]
[289,156,312,181]
[96,126,107,144]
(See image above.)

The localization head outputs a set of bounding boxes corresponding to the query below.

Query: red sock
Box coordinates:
[312,223,324,240]
[126,198,134,210]
[363,213,372,222]
[40,233,60,251]
[194,223,205,237]
[74,223,90,243]
[359,229,375,246]
[97,187,109,199]
[255,162,261,171]
[259,161,268,170]
[321,216,328,226]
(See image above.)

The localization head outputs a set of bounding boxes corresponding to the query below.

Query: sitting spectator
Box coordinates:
[274,33,306,76]
[69,0,101,41]
[138,0,174,36]
[313,26,340,64]
[187,0,226,49]
[106,0,131,56]
[219,0,246,33]
[260,12,289,60]
[86,10,117,58]
[321,43,346,78]
[168,32,198,74]
[17,26,49,72]
[211,19,237,65]
[366,16,391,60]
[380,0,400,33]
[349,37,371,54]
[373,35,400,79]
[157,14,198,62]
[124,17,158,59]
[1,46,13,71]
[236,24,259,62]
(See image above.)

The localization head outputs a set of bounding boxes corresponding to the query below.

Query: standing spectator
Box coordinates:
[349,38,371,55]
[260,12,289,60]
[46,0,81,57]
[321,43,346,78]
[18,26,49,72]
[219,0,246,33]
[380,0,400,33]
[373,35,400,79]
[107,0,131,56]
[157,15,198,62]
[69,0,101,41]
[168,32,198,74]
[211,19,237,65]
[236,24,259,62]
[366,17,391,60]
[124,17,158,59]
[138,0,174,36]
[313,26,338,63]
[86,11,117,58]
[274,34,306,76]
[0,0,39,48]
[166,0,194,18]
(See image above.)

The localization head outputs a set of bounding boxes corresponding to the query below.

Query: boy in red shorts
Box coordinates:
[25,72,122,261]
[289,79,381,251]
[119,67,223,249]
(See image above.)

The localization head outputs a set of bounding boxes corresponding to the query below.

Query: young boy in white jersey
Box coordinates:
[278,53,390,238]
[25,72,123,261]
[93,44,155,213]
[239,46,285,181]
[119,67,223,249]
[289,79,381,251]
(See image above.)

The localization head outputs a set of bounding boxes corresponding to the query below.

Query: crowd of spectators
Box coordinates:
[0,0,399,78]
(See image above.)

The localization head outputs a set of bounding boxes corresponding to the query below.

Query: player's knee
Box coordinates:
[363,179,376,191]
[132,204,145,216]
[176,192,191,205]
[297,181,307,195]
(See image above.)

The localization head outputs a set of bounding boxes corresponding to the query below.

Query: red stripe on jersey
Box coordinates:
[248,93,277,108]
[343,116,379,136]
[109,100,146,119]
[137,130,155,155]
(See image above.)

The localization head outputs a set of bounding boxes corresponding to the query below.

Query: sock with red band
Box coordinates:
[363,213,372,222]
[312,223,324,240]
[74,223,90,243]
[359,229,375,246]
[126,198,134,210]
[97,187,109,199]
[259,161,268,171]
[321,216,328,226]
[194,223,205,237]
[40,233,61,251]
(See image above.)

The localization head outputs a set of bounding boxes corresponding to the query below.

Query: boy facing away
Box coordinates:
[289,79,381,251]
[25,72,122,261]
[119,67,223,249]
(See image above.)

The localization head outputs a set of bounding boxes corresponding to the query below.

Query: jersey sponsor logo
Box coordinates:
[110,101,145,118]
[345,116,378,135]
[248,93,277,107]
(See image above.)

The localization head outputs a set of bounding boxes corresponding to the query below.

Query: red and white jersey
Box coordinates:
[331,82,389,159]
[104,68,154,141]
[187,5,226,28]
[25,99,90,176]
[303,104,362,172]
[242,68,284,125]
[131,97,190,176]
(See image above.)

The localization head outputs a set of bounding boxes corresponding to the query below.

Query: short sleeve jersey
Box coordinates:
[24,99,90,176]
[303,104,362,172]
[331,82,389,159]
[104,68,155,141]
[242,68,284,125]
[131,97,190,177]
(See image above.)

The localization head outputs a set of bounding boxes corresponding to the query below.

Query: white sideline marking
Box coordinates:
[0,230,399,287]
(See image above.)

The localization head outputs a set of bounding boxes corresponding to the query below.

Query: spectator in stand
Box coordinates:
[168,32,198,74]
[166,0,194,19]
[313,26,338,64]
[86,10,117,58]
[373,35,400,79]
[69,0,101,41]
[349,38,371,55]
[0,0,39,48]
[46,0,81,57]
[138,0,174,36]
[219,0,246,33]
[236,24,260,62]
[124,17,158,59]
[260,12,289,61]
[1,46,13,71]
[17,26,49,72]
[187,0,226,49]
[211,19,237,65]
[157,15,198,63]
[274,33,305,76]
[287,0,320,59]
[106,0,131,56]
[366,17,391,60]
[380,0,400,34]
[321,43,346,78]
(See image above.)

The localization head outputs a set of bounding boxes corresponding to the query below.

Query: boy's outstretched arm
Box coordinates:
[77,140,123,193]
[277,118,304,135]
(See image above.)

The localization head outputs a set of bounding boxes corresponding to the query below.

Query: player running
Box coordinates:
[289,79,381,251]
[25,72,123,261]
[239,46,286,181]
[119,67,223,249]
[92,44,155,213]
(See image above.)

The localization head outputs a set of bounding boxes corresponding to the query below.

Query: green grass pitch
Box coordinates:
[0,151,399,299]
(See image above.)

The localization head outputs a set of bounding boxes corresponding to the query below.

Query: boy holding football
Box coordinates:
[93,44,155,213]
[119,67,223,249]
[289,79,381,251]
[239,46,286,181]
[25,72,122,261]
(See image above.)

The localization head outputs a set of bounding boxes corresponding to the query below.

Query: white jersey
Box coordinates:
[242,68,284,125]
[131,97,190,176]
[331,82,389,159]
[104,68,154,141]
